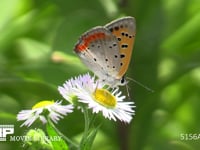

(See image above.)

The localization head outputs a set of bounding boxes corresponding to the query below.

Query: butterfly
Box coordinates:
[74,16,136,87]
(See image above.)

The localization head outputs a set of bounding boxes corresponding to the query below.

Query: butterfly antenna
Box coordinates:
[125,84,131,99]
[127,77,154,93]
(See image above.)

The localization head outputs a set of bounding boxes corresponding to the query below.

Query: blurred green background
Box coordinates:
[0,0,200,150]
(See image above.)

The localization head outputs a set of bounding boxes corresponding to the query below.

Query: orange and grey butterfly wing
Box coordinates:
[74,27,121,81]
[105,16,136,79]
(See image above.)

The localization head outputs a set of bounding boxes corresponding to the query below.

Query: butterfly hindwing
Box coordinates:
[74,27,121,81]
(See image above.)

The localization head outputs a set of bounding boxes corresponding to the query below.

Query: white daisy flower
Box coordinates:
[58,73,96,105]
[58,73,135,123]
[17,100,74,127]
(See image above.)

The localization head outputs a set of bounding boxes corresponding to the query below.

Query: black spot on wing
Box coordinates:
[113,43,117,47]
[121,44,128,48]
[114,26,119,31]
[120,54,125,58]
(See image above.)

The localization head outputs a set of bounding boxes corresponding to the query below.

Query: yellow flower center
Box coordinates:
[93,89,116,108]
[32,100,54,109]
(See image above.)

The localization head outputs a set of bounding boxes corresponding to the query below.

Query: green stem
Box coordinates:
[79,107,100,150]
[79,107,90,148]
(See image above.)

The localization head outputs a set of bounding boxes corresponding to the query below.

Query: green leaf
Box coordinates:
[46,122,69,150]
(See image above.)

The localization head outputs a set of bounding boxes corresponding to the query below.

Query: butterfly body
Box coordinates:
[74,16,136,87]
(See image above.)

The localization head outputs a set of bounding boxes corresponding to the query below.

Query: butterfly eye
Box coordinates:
[120,76,126,85]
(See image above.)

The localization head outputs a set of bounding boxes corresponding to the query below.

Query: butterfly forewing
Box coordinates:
[105,16,136,79]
